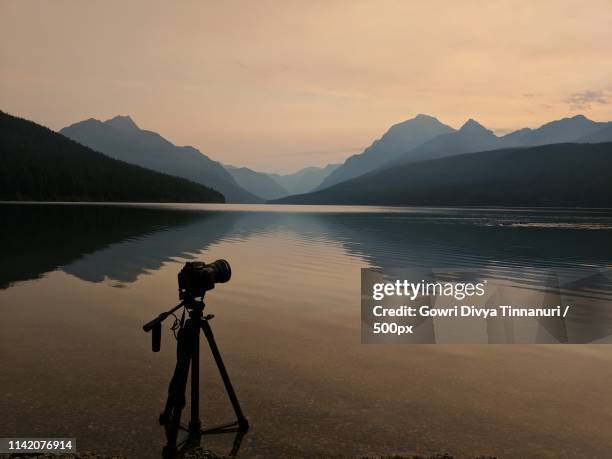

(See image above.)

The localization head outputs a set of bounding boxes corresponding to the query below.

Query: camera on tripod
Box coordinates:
[143,260,248,456]
[178,260,231,300]
[143,260,232,352]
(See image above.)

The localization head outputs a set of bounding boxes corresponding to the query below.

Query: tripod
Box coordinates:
[145,298,249,457]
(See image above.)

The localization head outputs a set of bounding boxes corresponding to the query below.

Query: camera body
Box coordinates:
[178,260,232,300]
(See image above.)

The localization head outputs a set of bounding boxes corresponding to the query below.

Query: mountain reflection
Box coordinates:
[314,210,612,297]
[2,204,612,300]
[0,204,236,288]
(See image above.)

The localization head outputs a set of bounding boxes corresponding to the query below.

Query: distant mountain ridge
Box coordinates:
[318,114,455,189]
[29,111,612,207]
[222,163,340,199]
[60,116,261,203]
[268,164,340,195]
[273,142,612,207]
[316,114,612,191]
[392,114,612,167]
[224,165,289,200]
[502,114,609,147]
[391,118,499,166]
[0,111,224,203]
[105,114,140,131]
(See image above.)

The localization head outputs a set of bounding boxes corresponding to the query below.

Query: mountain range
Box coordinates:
[318,114,454,189]
[224,165,290,200]
[503,114,610,147]
[3,109,611,207]
[273,142,612,207]
[60,116,261,203]
[267,164,340,195]
[0,111,224,203]
[223,163,340,199]
[318,114,612,192]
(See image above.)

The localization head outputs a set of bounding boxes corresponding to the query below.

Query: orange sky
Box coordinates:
[1,0,611,173]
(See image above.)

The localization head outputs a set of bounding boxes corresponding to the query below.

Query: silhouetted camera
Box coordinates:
[178,260,231,300]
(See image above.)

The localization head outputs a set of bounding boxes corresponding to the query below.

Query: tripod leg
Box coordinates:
[160,322,193,424]
[189,308,202,433]
[160,319,194,455]
[201,320,249,431]
[229,428,246,457]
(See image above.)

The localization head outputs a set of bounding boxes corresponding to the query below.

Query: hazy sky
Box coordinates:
[1,0,611,173]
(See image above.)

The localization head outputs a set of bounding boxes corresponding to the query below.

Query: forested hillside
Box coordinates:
[274,142,612,207]
[0,111,225,203]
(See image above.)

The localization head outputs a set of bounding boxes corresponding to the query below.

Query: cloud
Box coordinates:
[564,89,610,110]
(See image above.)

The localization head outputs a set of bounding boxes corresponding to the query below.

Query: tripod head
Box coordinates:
[143,297,212,352]
[144,259,230,351]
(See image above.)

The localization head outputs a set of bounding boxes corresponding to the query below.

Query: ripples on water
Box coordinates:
[1,203,612,458]
[2,203,612,321]
[3,203,611,299]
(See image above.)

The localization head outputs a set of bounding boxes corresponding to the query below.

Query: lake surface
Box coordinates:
[1,203,612,458]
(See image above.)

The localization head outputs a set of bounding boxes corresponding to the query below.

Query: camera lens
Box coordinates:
[211,259,231,284]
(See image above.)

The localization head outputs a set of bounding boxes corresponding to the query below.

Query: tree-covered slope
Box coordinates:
[273,142,612,207]
[0,111,225,203]
[60,115,261,203]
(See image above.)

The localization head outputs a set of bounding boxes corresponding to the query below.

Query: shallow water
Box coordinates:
[1,203,612,458]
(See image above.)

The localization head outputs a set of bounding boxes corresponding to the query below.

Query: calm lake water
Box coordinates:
[1,203,612,458]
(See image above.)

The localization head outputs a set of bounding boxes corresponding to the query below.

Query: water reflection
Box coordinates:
[3,204,611,294]
[2,203,612,458]
[0,204,223,288]
[3,204,612,344]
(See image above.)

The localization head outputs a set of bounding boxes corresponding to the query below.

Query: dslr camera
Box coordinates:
[178,260,232,300]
